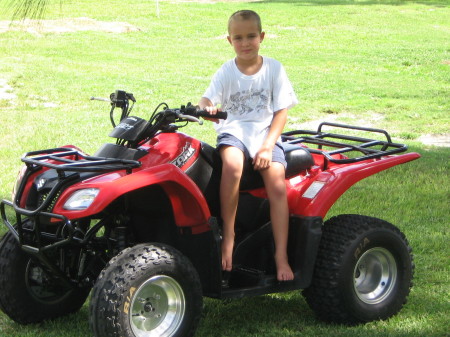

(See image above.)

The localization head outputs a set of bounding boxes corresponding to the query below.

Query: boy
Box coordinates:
[199,10,297,281]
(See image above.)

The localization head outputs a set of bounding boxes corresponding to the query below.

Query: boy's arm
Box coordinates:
[198,97,213,109]
[253,108,288,170]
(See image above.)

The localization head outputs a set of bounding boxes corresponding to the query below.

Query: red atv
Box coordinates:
[0,90,420,337]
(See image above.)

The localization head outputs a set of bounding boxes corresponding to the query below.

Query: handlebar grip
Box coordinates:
[195,109,228,120]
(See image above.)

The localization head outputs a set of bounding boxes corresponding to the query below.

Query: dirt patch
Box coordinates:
[0,17,141,35]
[289,112,384,131]
[418,134,450,147]
[0,79,16,101]
[289,113,450,148]
[168,0,261,2]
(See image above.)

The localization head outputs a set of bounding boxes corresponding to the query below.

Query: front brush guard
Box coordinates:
[1,147,141,288]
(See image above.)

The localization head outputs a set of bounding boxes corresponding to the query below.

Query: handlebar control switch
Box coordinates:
[111,90,128,108]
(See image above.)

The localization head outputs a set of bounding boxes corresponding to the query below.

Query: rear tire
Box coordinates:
[89,243,203,337]
[303,214,414,324]
[0,230,90,324]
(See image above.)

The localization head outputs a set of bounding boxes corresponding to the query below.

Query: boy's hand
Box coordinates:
[203,106,221,123]
[253,147,272,170]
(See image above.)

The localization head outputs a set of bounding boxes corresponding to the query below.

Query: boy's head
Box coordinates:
[228,10,262,34]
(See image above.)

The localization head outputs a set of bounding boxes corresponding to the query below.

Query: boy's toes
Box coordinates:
[277,269,294,281]
[222,257,233,271]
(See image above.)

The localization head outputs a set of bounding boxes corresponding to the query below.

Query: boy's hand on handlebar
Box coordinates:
[203,106,221,123]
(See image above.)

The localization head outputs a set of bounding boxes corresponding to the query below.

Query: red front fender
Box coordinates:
[53,164,211,234]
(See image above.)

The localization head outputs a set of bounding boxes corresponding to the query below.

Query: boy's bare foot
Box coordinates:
[221,236,234,271]
[275,253,294,281]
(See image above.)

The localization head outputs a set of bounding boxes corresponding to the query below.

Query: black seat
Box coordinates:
[282,143,314,178]
[199,142,314,191]
[240,143,314,190]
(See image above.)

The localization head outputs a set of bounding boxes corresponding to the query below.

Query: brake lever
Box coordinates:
[90,97,111,103]
[178,113,203,125]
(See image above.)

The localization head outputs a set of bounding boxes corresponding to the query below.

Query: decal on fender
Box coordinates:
[172,144,195,168]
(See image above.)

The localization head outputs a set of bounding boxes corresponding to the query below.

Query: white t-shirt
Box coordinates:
[203,56,298,157]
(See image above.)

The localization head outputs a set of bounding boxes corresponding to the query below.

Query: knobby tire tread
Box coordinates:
[89,243,202,337]
[303,214,414,324]
[0,231,89,324]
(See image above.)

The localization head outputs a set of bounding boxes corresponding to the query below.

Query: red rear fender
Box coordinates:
[290,152,421,218]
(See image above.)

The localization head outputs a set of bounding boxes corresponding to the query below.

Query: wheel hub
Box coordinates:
[129,275,185,337]
[353,247,397,304]
[25,260,72,304]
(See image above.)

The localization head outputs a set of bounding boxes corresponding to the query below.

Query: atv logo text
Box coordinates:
[172,144,195,168]
[116,122,134,131]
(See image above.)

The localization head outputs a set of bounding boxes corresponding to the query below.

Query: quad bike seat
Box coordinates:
[240,143,314,190]
[199,142,314,191]
[282,143,314,178]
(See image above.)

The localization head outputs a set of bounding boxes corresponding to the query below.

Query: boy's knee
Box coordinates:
[269,182,287,199]
[222,161,243,179]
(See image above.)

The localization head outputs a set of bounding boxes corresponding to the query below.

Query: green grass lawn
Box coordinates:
[0,0,449,336]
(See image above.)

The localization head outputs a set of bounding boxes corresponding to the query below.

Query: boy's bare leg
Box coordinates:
[260,163,294,281]
[219,146,244,271]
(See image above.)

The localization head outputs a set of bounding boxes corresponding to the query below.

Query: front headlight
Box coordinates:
[63,188,99,210]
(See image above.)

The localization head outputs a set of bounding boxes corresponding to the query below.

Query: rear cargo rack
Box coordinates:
[282,122,407,167]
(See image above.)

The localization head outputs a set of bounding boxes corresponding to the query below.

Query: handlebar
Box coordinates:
[90,92,228,144]
[182,104,228,120]
[192,109,228,120]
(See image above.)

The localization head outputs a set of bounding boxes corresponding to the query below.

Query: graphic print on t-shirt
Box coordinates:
[227,89,270,116]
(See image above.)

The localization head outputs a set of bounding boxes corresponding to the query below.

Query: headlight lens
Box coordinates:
[63,188,99,210]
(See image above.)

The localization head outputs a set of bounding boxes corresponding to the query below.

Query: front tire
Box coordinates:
[303,214,414,324]
[0,230,90,324]
[89,243,203,337]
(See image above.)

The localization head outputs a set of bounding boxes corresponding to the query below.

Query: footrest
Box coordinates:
[229,266,266,287]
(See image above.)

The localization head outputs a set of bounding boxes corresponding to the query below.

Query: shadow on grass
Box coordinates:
[1,284,449,337]
[0,306,91,337]
[197,287,448,337]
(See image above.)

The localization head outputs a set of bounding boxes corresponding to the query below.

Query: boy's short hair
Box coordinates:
[228,10,262,33]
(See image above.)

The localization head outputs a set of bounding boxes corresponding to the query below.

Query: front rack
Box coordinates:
[282,122,407,166]
[11,147,141,217]
[22,147,141,176]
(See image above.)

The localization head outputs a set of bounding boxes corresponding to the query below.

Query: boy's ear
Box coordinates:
[260,31,265,42]
[227,35,232,44]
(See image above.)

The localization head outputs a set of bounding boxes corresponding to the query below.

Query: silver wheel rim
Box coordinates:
[129,275,186,337]
[353,247,397,304]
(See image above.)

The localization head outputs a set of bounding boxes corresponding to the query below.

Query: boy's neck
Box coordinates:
[235,55,263,76]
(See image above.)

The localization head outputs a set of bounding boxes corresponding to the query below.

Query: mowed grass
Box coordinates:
[0,0,449,336]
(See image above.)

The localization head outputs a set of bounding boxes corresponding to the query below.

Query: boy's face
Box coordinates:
[227,18,265,62]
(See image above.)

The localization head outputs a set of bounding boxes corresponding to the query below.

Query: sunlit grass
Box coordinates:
[0,1,448,336]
